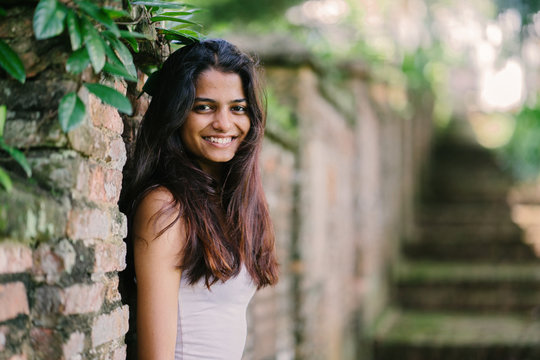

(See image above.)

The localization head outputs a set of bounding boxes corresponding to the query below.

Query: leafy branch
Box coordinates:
[0,0,202,191]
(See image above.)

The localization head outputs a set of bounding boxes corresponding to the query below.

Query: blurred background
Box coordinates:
[184,0,540,359]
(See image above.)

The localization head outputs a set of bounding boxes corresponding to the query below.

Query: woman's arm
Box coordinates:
[133,188,185,360]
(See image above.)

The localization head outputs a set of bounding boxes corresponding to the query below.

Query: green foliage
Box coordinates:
[0,40,26,84]
[58,92,86,132]
[0,0,202,191]
[500,105,540,180]
[85,83,133,115]
[0,105,32,191]
[33,0,67,40]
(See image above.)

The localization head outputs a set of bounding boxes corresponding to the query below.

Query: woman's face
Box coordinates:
[181,68,251,178]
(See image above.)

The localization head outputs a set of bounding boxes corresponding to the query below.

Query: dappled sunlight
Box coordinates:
[479,58,525,112]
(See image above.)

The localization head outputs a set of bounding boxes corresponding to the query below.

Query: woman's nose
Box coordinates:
[212,109,232,132]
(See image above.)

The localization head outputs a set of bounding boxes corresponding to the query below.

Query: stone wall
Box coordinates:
[0,6,129,359]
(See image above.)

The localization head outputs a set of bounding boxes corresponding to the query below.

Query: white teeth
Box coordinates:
[206,136,233,144]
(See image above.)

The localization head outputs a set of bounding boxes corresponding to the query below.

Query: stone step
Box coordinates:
[395,262,540,312]
[424,176,511,202]
[418,203,515,225]
[405,222,535,262]
[402,222,537,262]
[372,309,540,360]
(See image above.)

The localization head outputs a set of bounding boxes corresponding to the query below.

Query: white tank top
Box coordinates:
[174,266,256,360]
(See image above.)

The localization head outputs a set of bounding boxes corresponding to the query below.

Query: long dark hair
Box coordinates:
[124,39,278,289]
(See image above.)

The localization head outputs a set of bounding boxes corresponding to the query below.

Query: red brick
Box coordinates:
[89,93,124,134]
[62,331,85,360]
[0,242,32,274]
[0,282,29,322]
[62,283,104,314]
[80,164,123,204]
[67,208,111,241]
[94,241,126,273]
[91,306,129,347]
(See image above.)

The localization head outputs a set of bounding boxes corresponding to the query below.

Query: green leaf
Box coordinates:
[66,9,82,50]
[120,33,139,53]
[119,30,152,40]
[84,83,132,115]
[58,92,85,132]
[157,28,201,44]
[102,41,123,67]
[157,10,201,16]
[33,0,67,40]
[102,7,131,19]
[0,167,13,192]
[82,17,105,73]
[75,0,120,37]
[131,1,195,9]
[103,62,137,82]
[0,7,6,17]
[0,40,25,84]
[66,48,90,74]
[0,105,6,137]
[108,37,137,78]
[150,16,198,25]
[0,139,32,177]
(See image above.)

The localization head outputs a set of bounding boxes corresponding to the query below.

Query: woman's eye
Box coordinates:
[231,105,247,113]
[193,104,212,112]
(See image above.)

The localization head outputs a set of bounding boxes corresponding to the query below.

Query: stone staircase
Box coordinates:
[372,141,540,360]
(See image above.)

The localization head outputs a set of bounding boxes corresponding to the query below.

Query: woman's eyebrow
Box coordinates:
[194,97,215,103]
[194,97,247,103]
[231,98,247,103]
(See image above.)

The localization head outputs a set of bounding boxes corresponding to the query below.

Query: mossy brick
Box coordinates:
[30,327,62,360]
[0,185,68,245]
[4,111,67,149]
[27,150,82,195]
[0,73,77,112]
[32,240,76,285]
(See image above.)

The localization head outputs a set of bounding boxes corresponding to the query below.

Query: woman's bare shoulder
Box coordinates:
[133,186,185,254]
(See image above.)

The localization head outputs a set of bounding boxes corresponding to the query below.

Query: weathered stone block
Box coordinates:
[0,184,68,244]
[4,111,67,148]
[62,283,105,315]
[33,240,76,284]
[93,241,126,274]
[91,306,129,347]
[0,242,32,274]
[28,150,81,194]
[0,282,29,322]
[62,332,85,360]
[67,207,111,241]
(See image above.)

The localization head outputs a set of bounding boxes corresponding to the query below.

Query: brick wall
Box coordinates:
[0,5,129,359]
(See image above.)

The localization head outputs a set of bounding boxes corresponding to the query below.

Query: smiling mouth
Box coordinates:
[203,136,235,144]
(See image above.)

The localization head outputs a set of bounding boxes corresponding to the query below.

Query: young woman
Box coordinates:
[124,39,279,359]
